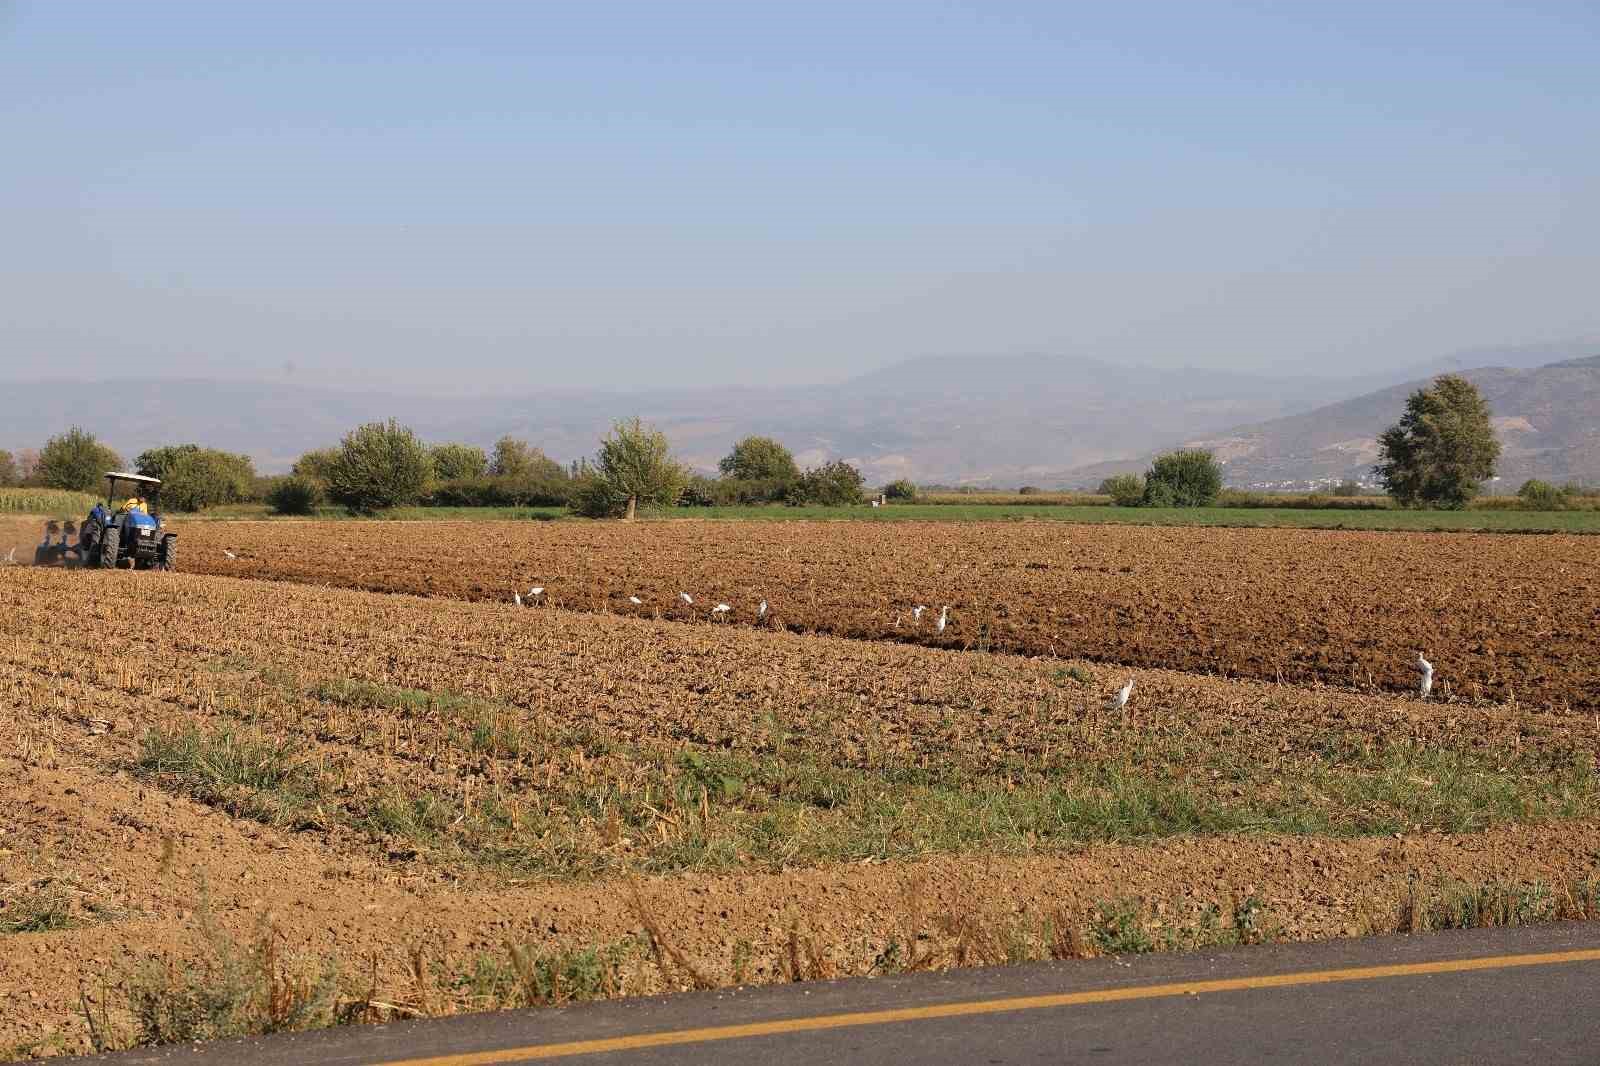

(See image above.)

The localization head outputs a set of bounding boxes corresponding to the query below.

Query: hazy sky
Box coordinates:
[3,1,1597,391]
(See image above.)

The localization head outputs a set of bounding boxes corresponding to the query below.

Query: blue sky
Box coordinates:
[3,1,1597,390]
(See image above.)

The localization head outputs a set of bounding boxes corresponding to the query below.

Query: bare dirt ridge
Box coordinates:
[178,519,1600,710]
[5,752,1599,1057]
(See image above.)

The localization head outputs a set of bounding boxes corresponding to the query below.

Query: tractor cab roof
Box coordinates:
[106,471,163,487]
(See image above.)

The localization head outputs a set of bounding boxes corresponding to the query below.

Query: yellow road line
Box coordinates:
[383,947,1600,1066]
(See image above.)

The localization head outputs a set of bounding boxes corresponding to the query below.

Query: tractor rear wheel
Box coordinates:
[159,535,177,572]
[97,527,120,569]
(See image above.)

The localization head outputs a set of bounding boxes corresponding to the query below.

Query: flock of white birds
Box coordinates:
[9,542,1448,706]
[502,580,1441,706]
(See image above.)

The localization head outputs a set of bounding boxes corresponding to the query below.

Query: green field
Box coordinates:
[674,503,1600,532]
[174,501,1600,533]
[0,488,98,515]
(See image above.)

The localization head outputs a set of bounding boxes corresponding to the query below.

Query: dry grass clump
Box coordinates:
[1,881,79,935]
[75,866,1600,1056]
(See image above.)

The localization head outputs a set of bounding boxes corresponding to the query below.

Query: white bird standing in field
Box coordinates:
[223,550,237,559]
[757,600,768,619]
[4,547,14,564]
[1106,678,1135,712]
[935,606,950,634]
[528,586,545,599]
[680,592,694,606]
[629,595,643,605]
[513,590,522,608]
[912,605,927,625]
[1415,652,1434,699]
[712,603,732,617]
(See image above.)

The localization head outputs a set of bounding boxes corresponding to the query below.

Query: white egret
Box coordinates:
[935,606,950,634]
[758,600,768,618]
[1106,678,1134,712]
[513,590,523,608]
[912,605,927,624]
[629,595,643,605]
[223,550,237,559]
[4,547,14,564]
[529,586,545,598]
[680,592,694,605]
[712,603,732,616]
[1415,652,1434,699]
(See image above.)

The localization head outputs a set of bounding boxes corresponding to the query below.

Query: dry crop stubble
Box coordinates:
[181,520,1600,710]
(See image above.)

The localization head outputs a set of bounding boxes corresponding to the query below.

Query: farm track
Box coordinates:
[180,519,1600,711]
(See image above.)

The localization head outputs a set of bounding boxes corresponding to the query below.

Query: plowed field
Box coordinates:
[180,520,1600,710]
[4,563,1599,1056]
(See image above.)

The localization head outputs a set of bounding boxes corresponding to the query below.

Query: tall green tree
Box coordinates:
[135,444,256,511]
[36,428,123,493]
[573,417,688,519]
[292,448,340,485]
[1375,375,1501,509]
[1143,450,1222,507]
[134,444,202,482]
[1098,473,1146,507]
[718,436,799,482]
[429,442,489,481]
[169,451,257,511]
[787,460,866,506]
[326,419,432,513]
[489,436,564,481]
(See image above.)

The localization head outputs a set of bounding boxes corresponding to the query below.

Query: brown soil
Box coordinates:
[0,516,58,569]
[4,557,1597,1056]
[177,520,1600,709]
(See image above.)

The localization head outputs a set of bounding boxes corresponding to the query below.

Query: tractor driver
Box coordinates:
[123,496,148,514]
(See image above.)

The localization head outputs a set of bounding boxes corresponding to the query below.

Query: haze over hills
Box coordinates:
[2,340,1596,488]
[1066,353,1600,490]
[0,359,1380,485]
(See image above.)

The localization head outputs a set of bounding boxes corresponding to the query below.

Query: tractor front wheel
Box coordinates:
[97,527,120,569]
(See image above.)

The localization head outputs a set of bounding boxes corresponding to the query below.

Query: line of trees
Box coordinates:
[680,435,866,507]
[9,377,1534,517]
[0,430,259,511]
[270,424,582,516]
[261,421,869,518]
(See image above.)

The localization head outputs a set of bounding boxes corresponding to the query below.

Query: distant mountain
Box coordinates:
[1065,354,1600,490]
[1405,338,1600,379]
[5,347,1595,487]
[0,356,1385,484]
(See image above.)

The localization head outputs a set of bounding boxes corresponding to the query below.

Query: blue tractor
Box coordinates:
[76,471,178,571]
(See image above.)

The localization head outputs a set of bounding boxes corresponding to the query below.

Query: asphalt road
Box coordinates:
[59,923,1600,1066]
